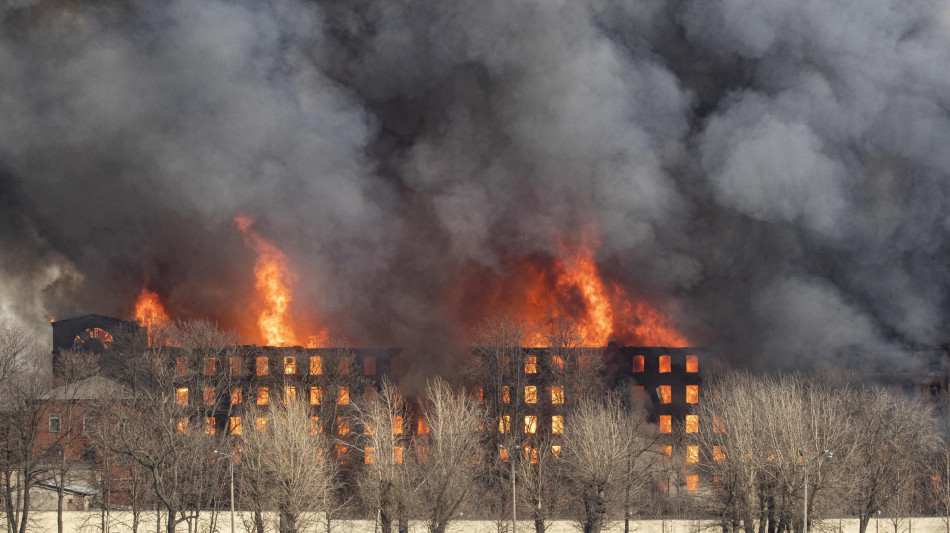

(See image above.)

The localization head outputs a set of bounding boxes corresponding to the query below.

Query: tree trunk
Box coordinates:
[398,517,409,533]
[18,472,31,533]
[254,509,265,533]
[859,515,871,533]
[380,508,392,533]
[56,477,65,533]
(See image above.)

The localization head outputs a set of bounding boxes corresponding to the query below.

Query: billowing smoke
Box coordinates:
[2,0,949,370]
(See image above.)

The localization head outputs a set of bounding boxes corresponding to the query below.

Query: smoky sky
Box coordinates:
[1,0,949,370]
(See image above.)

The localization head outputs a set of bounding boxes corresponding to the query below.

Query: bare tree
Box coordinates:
[558,392,659,533]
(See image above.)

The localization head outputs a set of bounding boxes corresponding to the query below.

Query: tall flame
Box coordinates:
[235,217,329,347]
[134,286,171,346]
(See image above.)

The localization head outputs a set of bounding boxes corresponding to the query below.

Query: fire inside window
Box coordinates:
[310,356,322,375]
[337,416,349,436]
[714,445,725,461]
[552,415,564,434]
[230,357,243,376]
[205,417,215,435]
[393,446,404,464]
[257,387,269,405]
[204,358,216,375]
[284,356,296,374]
[310,387,322,405]
[686,475,698,491]
[177,418,188,434]
[284,386,297,404]
[364,356,376,375]
[49,413,61,434]
[393,416,403,435]
[658,385,672,404]
[364,447,376,464]
[659,355,671,373]
[417,418,430,435]
[498,415,511,433]
[524,415,537,434]
[659,415,672,433]
[502,386,510,404]
[500,447,510,462]
[525,355,537,374]
[685,415,698,433]
[551,445,562,458]
[204,387,215,406]
[686,355,698,373]
[229,417,242,435]
[663,445,672,457]
[551,386,564,405]
[551,354,564,371]
[256,356,268,376]
[474,387,484,403]
[338,386,350,405]
[524,446,538,464]
[176,387,189,406]
[632,355,645,373]
[176,358,187,377]
[686,446,699,463]
[231,387,242,404]
[525,385,537,404]
[256,418,268,433]
[309,417,320,435]
[686,385,699,404]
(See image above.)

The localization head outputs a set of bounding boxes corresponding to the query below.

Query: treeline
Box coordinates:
[1,319,950,533]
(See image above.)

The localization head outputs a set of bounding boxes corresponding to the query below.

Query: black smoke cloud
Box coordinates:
[1,0,949,370]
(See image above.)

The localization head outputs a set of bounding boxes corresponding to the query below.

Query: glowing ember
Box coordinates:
[134,286,171,345]
[235,217,329,347]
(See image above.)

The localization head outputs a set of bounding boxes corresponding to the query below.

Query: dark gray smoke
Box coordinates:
[2,0,949,370]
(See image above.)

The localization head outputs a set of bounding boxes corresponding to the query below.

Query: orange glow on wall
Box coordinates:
[632,355,644,373]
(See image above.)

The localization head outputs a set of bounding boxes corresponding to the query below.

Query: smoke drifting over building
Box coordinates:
[2,0,950,369]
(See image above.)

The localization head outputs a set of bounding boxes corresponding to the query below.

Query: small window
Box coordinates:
[663,445,672,457]
[229,417,242,435]
[364,417,376,435]
[284,386,297,404]
[337,416,350,436]
[393,416,403,435]
[686,385,699,404]
[713,416,725,433]
[309,356,322,375]
[714,446,725,461]
[658,355,671,373]
[82,444,96,462]
[632,355,645,373]
[502,386,510,404]
[204,358,216,376]
[176,418,188,434]
[338,386,350,405]
[364,356,376,375]
[499,447,510,462]
[176,358,187,377]
[524,446,538,464]
[551,386,564,405]
[338,357,349,375]
[257,387,269,405]
[256,418,268,433]
[417,418,429,435]
[230,357,243,376]
[659,415,671,433]
[686,446,699,464]
[49,413,62,434]
[393,446,403,464]
[473,387,484,403]
[524,355,537,374]
[364,447,376,464]
[283,356,296,375]
[551,355,564,371]
[310,387,322,405]
[231,387,243,404]
[525,385,537,404]
[498,415,511,433]
[205,417,216,435]
[176,387,189,406]
[310,417,321,435]
[685,415,698,433]
[551,415,564,434]
[83,415,95,435]
[256,356,269,376]
[686,355,698,373]
[524,415,537,434]
[658,385,671,404]
[416,445,429,464]
[551,445,562,458]
[686,475,698,491]
[204,387,215,406]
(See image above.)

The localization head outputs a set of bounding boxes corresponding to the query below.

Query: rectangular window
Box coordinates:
[176,387,189,406]
[284,386,297,404]
[364,356,376,375]
[632,355,645,373]
[551,386,564,405]
[49,413,62,434]
[176,357,187,377]
[525,355,537,374]
[551,445,562,458]
[498,415,511,433]
[310,356,322,375]
[231,387,242,404]
[524,446,538,464]
[230,356,243,376]
[310,417,321,435]
[685,415,698,433]
[393,446,404,465]
[310,386,322,405]
[686,475,698,491]
[338,357,349,375]
[714,446,725,462]
[417,418,429,435]
[686,445,699,464]
[658,385,671,404]
[502,386,510,404]
[659,355,671,373]
[686,355,698,373]
[338,386,350,405]
[283,356,296,375]
[364,447,376,464]
[524,415,537,434]
[393,416,403,435]
[256,356,269,376]
[229,417,242,435]
[204,387,215,406]
[525,385,537,404]
[663,445,672,457]
[686,385,699,404]
[83,414,95,435]
[204,358,216,375]
[551,355,564,372]
[257,386,269,405]
[499,448,510,462]
[659,415,672,434]
[364,417,376,435]
[473,387,484,403]
[205,417,216,435]
[551,415,564,434]
[256,418,268,433]
[177,418,188,434]
[713,416,725,433]
[337,416,349,436]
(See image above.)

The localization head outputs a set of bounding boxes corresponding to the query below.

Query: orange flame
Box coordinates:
[235,217,329,347]
[134,286,171,346]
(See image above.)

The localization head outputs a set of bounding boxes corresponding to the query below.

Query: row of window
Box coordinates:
[476,385,565,405]
[658,414,724,434]
[632,354,699,373]
[654,384,699,404]
[175,385,361,406]
[661,445,725,464]
[176,355,377,377]
[47,413,95,434]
